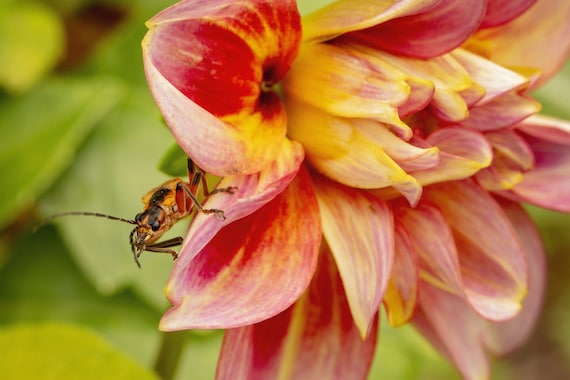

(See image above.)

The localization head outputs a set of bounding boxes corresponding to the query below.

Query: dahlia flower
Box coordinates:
[142,0,570,378]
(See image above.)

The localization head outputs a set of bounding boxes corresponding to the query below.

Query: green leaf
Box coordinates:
[0,76,124,230]
[158,143,189,177]
[0,225,163,364]
[0,322,158,380]
[39,87,180,310]
[0,225,223,379]
[0,2,65,93]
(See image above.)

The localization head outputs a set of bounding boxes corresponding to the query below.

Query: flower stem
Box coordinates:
[154,330,187,379]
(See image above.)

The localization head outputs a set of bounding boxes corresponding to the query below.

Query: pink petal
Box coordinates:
[452,49,530,105]
[517,114,570,145]
[476,130,534,191]
[479,0,537,28]
[302,0,439,43]
[160,164,320,330]
[510,134,570,212]
[413,199,546,379]
[143,0,301,174]
[383,221,419,326]
[216,249,379,379]
[511,117,570,210]
[424,180,529,321]
[459,92,540,131]
[342,0,486,58]
[412,128,493,186]
[314,177,394,337]
[396,203,464,298]
[413,283,491,380]
[474,0,570,87]
[483,199,546,355]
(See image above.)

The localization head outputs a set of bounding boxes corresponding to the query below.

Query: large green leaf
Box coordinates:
[0,322,158,380]
[0,225,163,363]
[0,225,222,379]
[0,76,124,230]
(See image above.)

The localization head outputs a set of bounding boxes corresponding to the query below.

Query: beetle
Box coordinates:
[41,158,235,267]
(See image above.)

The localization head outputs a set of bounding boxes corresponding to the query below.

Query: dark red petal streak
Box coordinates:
[216,249,379,379]
[146,0,300,117]
[343,0,486,58]
[160,166,321,330]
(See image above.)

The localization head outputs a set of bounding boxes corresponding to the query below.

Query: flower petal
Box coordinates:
[483,199,546,355]
[510,135,570,212]
[413,283,491,380]
[216,249,379,379]
[459,92,540,131]
[314,177,394,337]
[476,130,534,191]
[302,0,438,43]
[396,202,464,296]
[424,180,528,321]
[143,0,301,174]
[517,114,570,145]
[411,128,493,186]
[479,0,536,28]
[160,164,320,330]
[178,139,304,264]
[364,51,474,122]
[413,199,546,379]
[473,0,570,87]
[284,43,411,133]
[287,101,422,205]
[505,117,570,211]
[340,0,487,58]
[452,48,530,105]
[383,221,419,326]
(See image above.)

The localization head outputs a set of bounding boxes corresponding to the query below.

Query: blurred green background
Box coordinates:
[0,0,569,379]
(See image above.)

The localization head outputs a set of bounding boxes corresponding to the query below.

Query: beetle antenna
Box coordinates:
[35,211,137,232]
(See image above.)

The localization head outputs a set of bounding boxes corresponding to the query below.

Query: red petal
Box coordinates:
[143,0,301,174]
[160,165,320,330]
[177,140,303,266]
[343,0,486,58]
[216,249,379,379]
[314,177,394,337]
[479,0,537,28]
